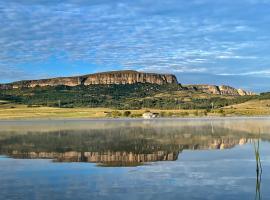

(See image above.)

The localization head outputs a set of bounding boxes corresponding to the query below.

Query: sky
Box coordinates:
[0,0,270,92]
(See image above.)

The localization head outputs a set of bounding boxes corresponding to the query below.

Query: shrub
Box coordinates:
[130,113,142,118]
[123,111,131,117]
[107,111,122,118]
[159,112,166,117]
[193,110,199,116]
[178,112,189,117]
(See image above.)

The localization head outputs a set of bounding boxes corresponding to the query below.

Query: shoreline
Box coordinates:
[1,101,270,120]
[1,115,270,122]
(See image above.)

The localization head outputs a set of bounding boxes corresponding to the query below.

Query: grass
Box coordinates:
[0,104,112,119]
[1,99,270,119]
[223,99,270,116]
[0,102,207,119]
[0,107,198,120]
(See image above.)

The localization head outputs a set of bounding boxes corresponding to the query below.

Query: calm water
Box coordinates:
[0,118,270,200]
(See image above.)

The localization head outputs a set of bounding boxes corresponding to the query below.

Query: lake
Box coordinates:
[0,118,270,200]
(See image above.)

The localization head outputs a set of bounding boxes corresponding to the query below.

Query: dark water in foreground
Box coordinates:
[0,118,270,200]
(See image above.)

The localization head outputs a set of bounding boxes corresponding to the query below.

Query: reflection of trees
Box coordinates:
[0,126,253,153]
[0,125,263,166]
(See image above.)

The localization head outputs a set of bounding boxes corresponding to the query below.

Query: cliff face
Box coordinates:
[0,70,256,96]
[4,70,178,88]
[186,84,255,96]
[84,71,178,85]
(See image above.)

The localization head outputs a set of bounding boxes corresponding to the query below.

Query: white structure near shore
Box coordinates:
[142,112,158,119]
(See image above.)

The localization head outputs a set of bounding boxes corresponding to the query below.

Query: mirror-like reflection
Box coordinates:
[0,118,269,167]
[1,118,270,200]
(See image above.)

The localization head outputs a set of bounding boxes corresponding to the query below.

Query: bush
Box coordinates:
[130,113,142,118]
[217,109,226,116]
[193,110,199,116]
[159,112,166,117]
[107,111,122,118]
[217,109,224,114]
[123,111,131,117]
[181,112,189,116]
[176,112,189,117]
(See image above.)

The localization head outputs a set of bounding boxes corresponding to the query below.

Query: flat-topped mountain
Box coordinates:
[0,70,255,96]
[2,70,178,88]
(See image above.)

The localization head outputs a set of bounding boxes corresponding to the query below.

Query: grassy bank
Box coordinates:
[1,99,270,119]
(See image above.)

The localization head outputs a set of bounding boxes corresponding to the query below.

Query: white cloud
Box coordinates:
[216,55,258,60]
[219,70,270,77]
[0,0,269,82]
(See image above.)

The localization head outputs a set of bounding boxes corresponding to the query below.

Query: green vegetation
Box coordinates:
[0,83,260,110]
[1,83,270,119]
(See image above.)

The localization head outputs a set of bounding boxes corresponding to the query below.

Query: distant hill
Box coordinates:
[0,70,178,88]
[0,83,259,110]
[0,70,262,110]
[0,70,254,96]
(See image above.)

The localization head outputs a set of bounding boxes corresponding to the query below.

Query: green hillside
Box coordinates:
[0,83,260,110]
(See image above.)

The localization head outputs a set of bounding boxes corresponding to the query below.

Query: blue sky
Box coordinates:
[0,0,270,92]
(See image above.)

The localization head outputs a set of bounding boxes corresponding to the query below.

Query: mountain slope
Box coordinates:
[0,70,254,97]
[0,83,255,110]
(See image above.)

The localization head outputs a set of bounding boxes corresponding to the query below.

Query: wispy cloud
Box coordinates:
[0,1,266,67]
[0,0,270,90]
[136,66,207,74]
[219,70,270,77]
[0,65,35,81]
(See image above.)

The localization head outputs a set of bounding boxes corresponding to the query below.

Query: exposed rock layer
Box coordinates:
[186,84,255,96]
[0,70,255,96]
[2,70,178,88]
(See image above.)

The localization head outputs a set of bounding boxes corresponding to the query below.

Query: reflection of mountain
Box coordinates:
[191,138,249,150]
[9,150,179,166]
[0,123,257,166]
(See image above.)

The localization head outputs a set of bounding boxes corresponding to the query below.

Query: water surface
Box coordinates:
[0,118,270,200]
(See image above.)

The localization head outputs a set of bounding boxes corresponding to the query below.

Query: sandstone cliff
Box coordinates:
[4,70,178,88]
[0,70,256,96]
[186,84,255,96]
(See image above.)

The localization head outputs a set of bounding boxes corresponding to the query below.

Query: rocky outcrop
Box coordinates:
[237,89,255,96]
[84,71,178,85]
[2,70,178,89]
[186,84,255,96]
[0,70,256,96]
